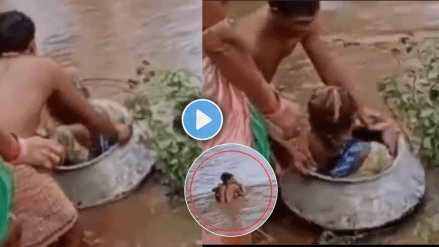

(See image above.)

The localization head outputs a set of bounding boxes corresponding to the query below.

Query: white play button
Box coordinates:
[196,109,212,130]
[182,99,223,140]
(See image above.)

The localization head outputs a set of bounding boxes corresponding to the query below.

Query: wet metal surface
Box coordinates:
[281,136,425,231]
[54,124,156,209]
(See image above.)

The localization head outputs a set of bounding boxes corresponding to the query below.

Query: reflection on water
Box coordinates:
[192,185,273,232]
[0,0,201,246]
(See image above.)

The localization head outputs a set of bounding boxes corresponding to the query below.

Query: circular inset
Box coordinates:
[185,143,278,237]
[181,99,223,141]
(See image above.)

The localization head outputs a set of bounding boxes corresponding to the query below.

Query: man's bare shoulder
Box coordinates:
[25,56,63,72]
[22,56,68,87]
[15,56,63,78]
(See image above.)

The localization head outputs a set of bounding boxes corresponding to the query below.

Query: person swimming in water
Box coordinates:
[212,172,245,203]
[307,86,392,178]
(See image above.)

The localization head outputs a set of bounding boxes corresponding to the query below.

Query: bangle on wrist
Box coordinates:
[259,90,281,116]
[11,137,27,165]
[5,133,21,162]
[263,91,284,117]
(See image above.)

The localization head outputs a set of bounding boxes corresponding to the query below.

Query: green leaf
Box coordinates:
[421,109,435,118]
[380,37,439,167]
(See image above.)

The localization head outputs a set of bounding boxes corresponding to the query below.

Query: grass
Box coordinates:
[124,61,202,195]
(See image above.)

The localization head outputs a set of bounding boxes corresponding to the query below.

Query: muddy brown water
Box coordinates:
[0,1,202,247]
[191,185,272,232]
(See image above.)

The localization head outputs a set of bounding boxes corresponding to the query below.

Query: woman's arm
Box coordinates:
[236,186,245,197]
[218,185,227,203]
[0,129,65,169]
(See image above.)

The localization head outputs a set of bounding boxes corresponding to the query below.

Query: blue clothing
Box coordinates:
[329,139,371,178]
[89,105,116,158]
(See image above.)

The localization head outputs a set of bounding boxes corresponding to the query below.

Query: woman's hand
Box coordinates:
[357,107,401,156]
[115,124,132,145]
[12,136,65,170]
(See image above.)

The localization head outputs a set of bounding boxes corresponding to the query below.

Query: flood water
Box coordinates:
[0,0,202,102]
[190,145,276,196]
[191,186,272,234]
[228,1,439,244]
[0,1,202,247]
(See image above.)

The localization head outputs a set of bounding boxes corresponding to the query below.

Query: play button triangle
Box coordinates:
[196,109,212,130]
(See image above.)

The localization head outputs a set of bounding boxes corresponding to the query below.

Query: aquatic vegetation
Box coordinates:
[124,61,202,194]
[378,37,439,167]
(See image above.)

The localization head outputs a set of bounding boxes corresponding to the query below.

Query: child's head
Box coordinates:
[308,86,357,137]
[268,1,320,24]
[0,11,36,55]
[221,172,234,184]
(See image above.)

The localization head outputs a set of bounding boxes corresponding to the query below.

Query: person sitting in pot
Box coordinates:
[307,86,393,178]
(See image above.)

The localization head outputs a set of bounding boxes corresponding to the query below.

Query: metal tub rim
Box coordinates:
[304,136,404,184]
[55,144,120,171]
[53,123,156,209]
[279,135,426,230]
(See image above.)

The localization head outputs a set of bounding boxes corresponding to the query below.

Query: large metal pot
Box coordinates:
[280,135,426,231]
[53,101,156,209]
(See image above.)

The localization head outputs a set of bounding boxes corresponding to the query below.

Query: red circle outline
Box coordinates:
[189,150,275,234]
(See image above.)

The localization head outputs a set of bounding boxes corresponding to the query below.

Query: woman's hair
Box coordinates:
[220,172,234,183]
[268,1,320,17]
[307,86,358,136]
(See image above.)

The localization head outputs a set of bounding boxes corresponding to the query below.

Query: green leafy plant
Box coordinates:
[124,61,202,193]
[378,37,439,167]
